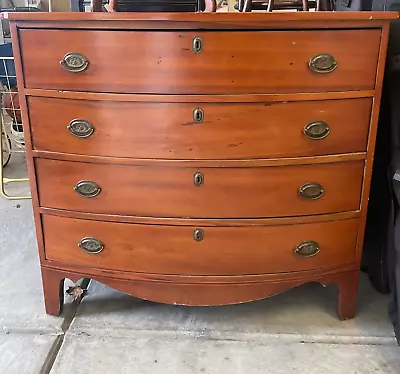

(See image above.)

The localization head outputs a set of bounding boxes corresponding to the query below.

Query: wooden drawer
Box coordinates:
[43,215,358,275]
[20,29,380,94]
[36,159,364,218]
[29,97,372,159]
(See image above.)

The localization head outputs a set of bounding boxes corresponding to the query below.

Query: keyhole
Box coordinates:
[194,228,204,242]
[193,108,204,124]
[194,172,204,187]
[192,36,203,54]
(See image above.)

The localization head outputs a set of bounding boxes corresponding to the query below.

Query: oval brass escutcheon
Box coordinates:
[299,182,324,200]
[74,180,101,198]
[194,172,204,187]
[78,237,104,254]
[193,228,204,242]
[294,240,320,258]
[193,108,204,124]
[308,54,338,74]
[192,36,203,54]
[303,121,331,140]
[67,119,94,138]
[60,52,89,73]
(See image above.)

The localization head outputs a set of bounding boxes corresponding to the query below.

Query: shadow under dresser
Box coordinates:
[8,11,398,318]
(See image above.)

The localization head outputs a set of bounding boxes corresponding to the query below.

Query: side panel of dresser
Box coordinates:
[10,20,391,319]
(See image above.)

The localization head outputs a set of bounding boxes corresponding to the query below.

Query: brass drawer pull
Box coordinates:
[60,52,89,73]
[78,237,104,254]
[74,180,101,198]
[194,228,204,242]
[192,36,203,54]
[299,182,324,200]
[194,172,204,187]
[303,121,331,140]
[193,108,204,124]
[294,240,320,258]
[309,54,337,74]
[67,119,94,138]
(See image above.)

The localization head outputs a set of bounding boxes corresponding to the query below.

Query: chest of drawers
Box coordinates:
[9,12,397,318]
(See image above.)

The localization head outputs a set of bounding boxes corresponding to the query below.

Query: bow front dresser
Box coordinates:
[9,12,397,318]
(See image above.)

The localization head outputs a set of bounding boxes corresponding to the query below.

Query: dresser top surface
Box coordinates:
[6,11,398,29]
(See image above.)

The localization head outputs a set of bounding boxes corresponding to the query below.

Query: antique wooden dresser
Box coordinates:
[9,12,397,318]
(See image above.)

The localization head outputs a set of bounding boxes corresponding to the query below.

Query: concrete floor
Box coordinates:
[1,154,400,374]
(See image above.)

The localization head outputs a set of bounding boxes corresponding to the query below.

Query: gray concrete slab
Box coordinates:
[0,333,57,374]
[71,276,396,344]
[50,334,400,374]
[0,154,74,333]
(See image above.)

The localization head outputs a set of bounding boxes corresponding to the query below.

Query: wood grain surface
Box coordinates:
[40,265,359,318]
[9,13,394,318]
[42,215,358,275]
[20,29,380,94]
[29,97,372,159]
[35,159,364,218]
[39,207,360,227]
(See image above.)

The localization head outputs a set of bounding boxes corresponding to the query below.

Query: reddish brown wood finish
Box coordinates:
[40,266,66,316]
[42,215,358,275]
[40,207,360,227]
[28,97,372,159]
[41,265,359,317]
[24,89,376,102]
[7,12,399,30]
[9,13,395,319]
[32,149,367,168]
[35,159,364,219]
[335,271,360,320]
[20,29,381,94]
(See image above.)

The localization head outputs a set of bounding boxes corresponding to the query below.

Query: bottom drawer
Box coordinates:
[43,215,358,275]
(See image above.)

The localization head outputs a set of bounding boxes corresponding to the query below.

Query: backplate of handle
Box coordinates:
[299,182,324,200]
[60,52,89,73]
[74,180,101,198]
[67,119,94,138]
[294,240,320,258]
[78,237,104,254]
[308,54,337,74]
[303,121,331,140]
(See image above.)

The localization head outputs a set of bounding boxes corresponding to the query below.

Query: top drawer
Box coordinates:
[20,29,381,94]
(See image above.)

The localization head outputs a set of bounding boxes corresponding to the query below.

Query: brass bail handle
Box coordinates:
[67,119,94,138]
[303,121,331,140]
[78,237,104,254]
[60,52,89,73]
[74,180,101,198]
[294,240,320,258]
[299,183,324,200]
[309,54,337,74]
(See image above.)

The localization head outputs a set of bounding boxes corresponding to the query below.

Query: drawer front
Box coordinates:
[29,97,372,159]
[43,215,358,275]
[36,159,364,218]
[21,29,380,94]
